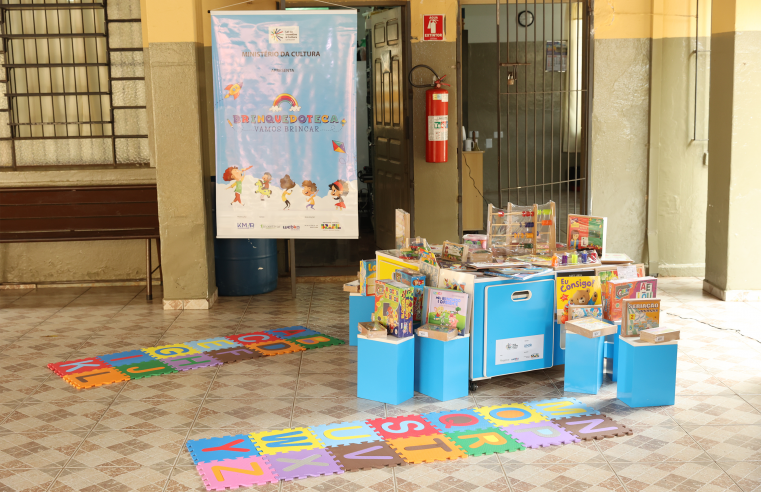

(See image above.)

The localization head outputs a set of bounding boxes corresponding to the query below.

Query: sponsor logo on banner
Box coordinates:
[321,223,341,230]
[282,225,300,230]
[237,223,255,229]
[261,225,279,230]
[269,26,299,43]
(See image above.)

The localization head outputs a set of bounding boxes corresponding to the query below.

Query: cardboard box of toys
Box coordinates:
[393,268,426,326]
[622,298,661,337]
[603,276,658,322]
[565,317,618,339]
[416,323,457,341]
[358,321,388,339]
[639,326,680,344]
[374,279,414,338]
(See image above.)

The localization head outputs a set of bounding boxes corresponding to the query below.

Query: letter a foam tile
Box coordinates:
[422,409,497,433]
[250,428,322,456]
[310,421,383,447]
[115,360,176,380]
[527,397,600,420]
[197,456,278,490]
[63,367,130,389]
[187,435,259,464]
[475,403,547,428]
[500,421,580,449]
[386,435,466,464]
[326,442,406,472]
[554,414,632,441]
[366,415,441,440]
[292,334,345,350]
[263,448,344,481]
[445,428,525,457]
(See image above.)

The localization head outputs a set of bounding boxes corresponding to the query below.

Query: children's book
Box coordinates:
[393,268,426,325]
[441,241,469,263]
[568,215,607,256]
[374,279,414,338]
[359,259,376,296]
[622,298,661,337]
[568,305,603,321]
[555,270,601,318]
[603,277,658,322]
[422,287,470,335]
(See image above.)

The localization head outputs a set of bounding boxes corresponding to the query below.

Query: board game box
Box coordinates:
[374,279,414,338]
[393,268,426,326]
[621,298,661,337]
[565,317,618,338]
[603,277,658,322]
[422,287,470,335]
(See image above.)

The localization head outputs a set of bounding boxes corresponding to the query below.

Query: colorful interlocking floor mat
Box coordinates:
[187,397,632,490]
[47,327,343,389]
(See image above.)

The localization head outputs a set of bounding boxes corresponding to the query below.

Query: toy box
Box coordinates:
[639,326,680,344]
[416,323,457,341]
[556,270,601,318]
[358,321,388,339]
[393,268,426,325]
[422,287,470,335]
[374,279,414,338]
[603,277,657,322]
[622,298,661,337]
[568,214,607,255]
[360,259,377,296]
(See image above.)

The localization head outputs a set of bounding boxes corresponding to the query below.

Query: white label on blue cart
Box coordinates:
[495,335,544,365]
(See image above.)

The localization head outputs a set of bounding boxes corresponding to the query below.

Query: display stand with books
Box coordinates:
[357,334,415,404]
[564,318,618,394]
[414,332,469,402]
[349,293,375,347]
[617,336,678,407]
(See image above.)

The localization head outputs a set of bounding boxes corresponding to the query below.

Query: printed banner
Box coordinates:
[211,11,357,238]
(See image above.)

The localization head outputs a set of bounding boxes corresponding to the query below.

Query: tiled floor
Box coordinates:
[0,277,759,491]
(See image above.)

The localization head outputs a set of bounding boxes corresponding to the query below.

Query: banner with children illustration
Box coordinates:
[211,11,357,238]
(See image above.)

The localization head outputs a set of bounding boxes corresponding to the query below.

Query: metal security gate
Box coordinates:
[496,0,592,241]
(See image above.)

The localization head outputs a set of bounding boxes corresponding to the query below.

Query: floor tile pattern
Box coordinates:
[0,277,758,491]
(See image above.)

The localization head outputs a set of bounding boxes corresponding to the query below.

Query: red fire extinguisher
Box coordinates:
[410,65,450,163]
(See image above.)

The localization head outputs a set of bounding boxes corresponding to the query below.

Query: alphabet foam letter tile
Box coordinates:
[98,350,155,366]
[499,421,580,449]
[48,357,113,376]
[62,367,130,389]
[366,415,441,440]
[115,360,177,380]
[185,337,244,353]
[326,442,406,471]
[267,326,321,339]
[197,456,277,490]
[445,428,525,457]
[310,420,383,447]
[386,435,466,464]
[292,334,345,350]
[421,409,497,433]
[162,353,223,371]
[187,435,259,464]
[249,340,306,357]
[526,397,600,420]
[142,344,201,360]
[263,448,344,481]
[206,347,261,363]
[249,427,322,456]
[554,414,632,441]
[226,332,282,345]
[475,403,547,428]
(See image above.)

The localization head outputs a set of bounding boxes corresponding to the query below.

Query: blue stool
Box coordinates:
[349,294,375,346]
[414,335,469,401]
[617,336,678,407]
[611,322,622,382]
[564,332,605,394]
[358,335,414,404]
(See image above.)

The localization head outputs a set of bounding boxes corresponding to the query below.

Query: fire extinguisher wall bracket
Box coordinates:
[408,64,449,163]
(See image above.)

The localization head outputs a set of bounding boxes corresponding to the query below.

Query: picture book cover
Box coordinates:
[556,270,601,318]
[374,279,413,338]
[441,241,469,262]
[359,259,376,296]
[422,287,470,335]
[568,215,607,255]
[568,305,603,321]
[603,277,658,322]
[437,269,475,335]
[393,268,426,325]
[622,298,661,337]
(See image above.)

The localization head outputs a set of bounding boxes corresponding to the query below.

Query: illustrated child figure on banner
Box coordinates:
[280,174,296,210]
[223,165,253,205]
[302,180,317,210]
[329,179,349,211]
[256,172,273,200]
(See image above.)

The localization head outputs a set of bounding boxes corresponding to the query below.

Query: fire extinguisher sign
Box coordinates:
[423,15,445,41]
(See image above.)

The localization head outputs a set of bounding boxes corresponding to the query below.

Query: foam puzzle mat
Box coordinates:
[186,397,632,490]
[47,327,344,389]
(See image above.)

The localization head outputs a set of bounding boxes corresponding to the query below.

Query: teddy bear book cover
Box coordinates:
[555,270,602,318]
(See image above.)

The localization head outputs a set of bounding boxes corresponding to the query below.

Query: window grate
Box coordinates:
[0,0,148,168]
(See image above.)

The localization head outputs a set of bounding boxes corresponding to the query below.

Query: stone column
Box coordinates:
[704,0,761,300]
[144,0,217,309]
